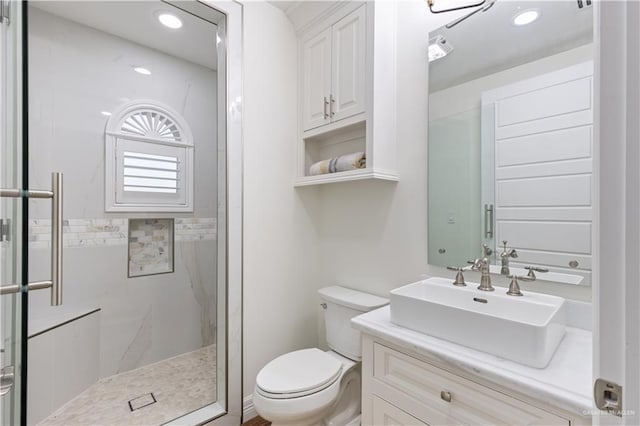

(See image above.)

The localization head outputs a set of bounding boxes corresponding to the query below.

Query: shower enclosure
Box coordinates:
[0,1,242,425]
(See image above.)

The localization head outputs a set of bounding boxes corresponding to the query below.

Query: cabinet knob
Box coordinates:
[440,390,452,403]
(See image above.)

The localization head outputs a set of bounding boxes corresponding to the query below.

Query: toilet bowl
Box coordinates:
[253,349,360,426]
[253,286,388,426]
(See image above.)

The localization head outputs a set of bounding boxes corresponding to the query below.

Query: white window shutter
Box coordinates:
[105,101,194,212]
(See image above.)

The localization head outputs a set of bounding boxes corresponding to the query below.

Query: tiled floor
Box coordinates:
[39,345,216,425]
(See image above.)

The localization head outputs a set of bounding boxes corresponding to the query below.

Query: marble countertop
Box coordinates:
[352,306,592,417]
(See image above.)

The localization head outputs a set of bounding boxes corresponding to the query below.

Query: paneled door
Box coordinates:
[483,61,594,285]
[331,4,366,122]
[302,27,332,131]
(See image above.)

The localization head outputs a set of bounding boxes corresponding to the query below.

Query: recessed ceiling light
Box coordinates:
[158,13,183,29]
[101,111,112,116]
[133,67,151,75]
[513,9,540,26]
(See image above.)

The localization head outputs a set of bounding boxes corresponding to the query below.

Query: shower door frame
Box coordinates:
[164,0,243,424]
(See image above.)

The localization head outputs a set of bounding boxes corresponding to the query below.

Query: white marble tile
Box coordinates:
[352,306,592,417]
[28,311,100,425]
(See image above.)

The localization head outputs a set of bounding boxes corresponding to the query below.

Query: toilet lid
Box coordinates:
[256,348,342,398]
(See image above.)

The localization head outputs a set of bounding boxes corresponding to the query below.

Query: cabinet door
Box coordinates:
[302,27,332,131]
[372,396,426,426]
[331,5,366,122]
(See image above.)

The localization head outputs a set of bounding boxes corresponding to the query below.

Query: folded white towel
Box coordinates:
[309,152,366,176]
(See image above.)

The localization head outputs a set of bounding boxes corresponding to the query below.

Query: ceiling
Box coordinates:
[32,1,218,71]
[267,1,343,32]
[429,0,593,92]
[268,1,301,14]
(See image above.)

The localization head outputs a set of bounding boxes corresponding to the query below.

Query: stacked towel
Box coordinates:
[309,152,366,176]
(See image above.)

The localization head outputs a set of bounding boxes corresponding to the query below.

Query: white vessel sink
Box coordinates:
[389,277,566,368]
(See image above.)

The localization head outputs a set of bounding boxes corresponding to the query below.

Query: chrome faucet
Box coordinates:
[499,240,518,275]
[470,256,494,291]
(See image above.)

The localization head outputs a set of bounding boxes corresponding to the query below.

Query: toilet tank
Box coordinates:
[318,286,388,361]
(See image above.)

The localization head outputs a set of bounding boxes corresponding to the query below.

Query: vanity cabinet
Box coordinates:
[362,336,589,426]
[301,5,365,131]
[295,2,398,186]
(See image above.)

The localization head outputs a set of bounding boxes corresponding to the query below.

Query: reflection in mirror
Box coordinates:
[427,1,593,285]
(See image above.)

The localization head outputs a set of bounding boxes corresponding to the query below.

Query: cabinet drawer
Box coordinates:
[372,395,426,426]
[373,343,569,425]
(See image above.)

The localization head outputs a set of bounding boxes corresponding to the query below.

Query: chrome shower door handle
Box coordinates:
[0,172,63,306]
[51,172,63,305]
[484,203,493,239]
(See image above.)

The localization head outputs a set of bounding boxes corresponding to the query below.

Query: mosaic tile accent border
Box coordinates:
[128,219,174,277]
[28,218,216,248]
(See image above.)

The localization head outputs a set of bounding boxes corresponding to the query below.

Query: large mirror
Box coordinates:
[427,1,593,285]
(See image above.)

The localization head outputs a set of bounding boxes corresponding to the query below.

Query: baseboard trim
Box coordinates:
[243,394,257,422]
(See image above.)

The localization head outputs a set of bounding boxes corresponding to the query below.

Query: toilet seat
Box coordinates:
[256,348,343,399]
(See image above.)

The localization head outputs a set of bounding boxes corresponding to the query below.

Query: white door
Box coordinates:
[302,27,331,131]
[594,2,640,425]
[330,4,366,122]
[484,62,594,285]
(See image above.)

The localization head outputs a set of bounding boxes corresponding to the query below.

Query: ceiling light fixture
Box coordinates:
[426,0,488,14]
[512,9,540,26]
[157,13,183,29]
[133,67,152,75]
[428,35,453,62]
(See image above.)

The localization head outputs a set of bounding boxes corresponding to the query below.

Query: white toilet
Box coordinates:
[253,286,388,426]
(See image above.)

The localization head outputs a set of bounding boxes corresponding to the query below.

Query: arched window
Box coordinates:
[105,101,194,212]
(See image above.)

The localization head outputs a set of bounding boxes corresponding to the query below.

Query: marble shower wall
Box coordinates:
[27,6,218,378]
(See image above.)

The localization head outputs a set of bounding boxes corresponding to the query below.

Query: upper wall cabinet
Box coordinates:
[296,2,398,186]
[302,6,365,131]
[302,27,333,131]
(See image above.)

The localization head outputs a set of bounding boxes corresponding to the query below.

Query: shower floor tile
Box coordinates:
[39,344,216,426]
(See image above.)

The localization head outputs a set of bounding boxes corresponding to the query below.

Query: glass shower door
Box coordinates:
[1,1,24,424]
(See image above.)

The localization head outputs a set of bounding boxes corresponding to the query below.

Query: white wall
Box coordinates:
[241,0,323,401]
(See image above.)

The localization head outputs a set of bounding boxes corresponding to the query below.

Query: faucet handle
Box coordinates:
[467,259,482,270]
[524,266,549,279]
[506,274,534,296]
[446,266,467,287]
